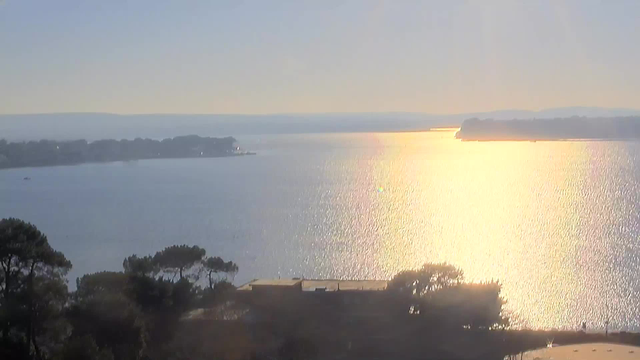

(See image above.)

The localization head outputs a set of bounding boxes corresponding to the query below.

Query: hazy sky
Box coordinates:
[1,0,639,114]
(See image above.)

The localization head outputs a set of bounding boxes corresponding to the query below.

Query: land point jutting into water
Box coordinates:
[0,135,254,170]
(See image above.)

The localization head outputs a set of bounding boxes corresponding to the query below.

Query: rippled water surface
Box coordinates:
[2,132,640,330]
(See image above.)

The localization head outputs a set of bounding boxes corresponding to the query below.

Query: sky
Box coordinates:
[1,0,639,115]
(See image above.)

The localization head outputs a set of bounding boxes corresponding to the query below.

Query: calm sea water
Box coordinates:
[2,131,640,331]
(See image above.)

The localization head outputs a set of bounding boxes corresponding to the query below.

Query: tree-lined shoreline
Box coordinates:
[0,135,253,170]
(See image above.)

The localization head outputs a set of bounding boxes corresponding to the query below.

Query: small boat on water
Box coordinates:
[23,177,31,181]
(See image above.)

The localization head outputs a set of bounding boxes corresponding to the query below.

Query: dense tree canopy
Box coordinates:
[66,288,144,360]
[203,257,239,289]
[123,255,156,277]
[0,217,243,360]
[387,262,506,329]
[427,281,507,329]
[56,335,114,360]
[387,262,463,297]
[0,135,238,169]
[152,245,206,281]
[0,218,72,360]
[70,270,141,358]
[74,272,128,302]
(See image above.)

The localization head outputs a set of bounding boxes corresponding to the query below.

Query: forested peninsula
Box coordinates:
[456,116,640,141]
[0,135,252,169]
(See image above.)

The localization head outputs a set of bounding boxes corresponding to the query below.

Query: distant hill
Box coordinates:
[456,116,640,141]
[1,107,639,141]
[458,107,640,120]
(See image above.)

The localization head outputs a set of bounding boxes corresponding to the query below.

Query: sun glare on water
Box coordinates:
[340,131,639,330]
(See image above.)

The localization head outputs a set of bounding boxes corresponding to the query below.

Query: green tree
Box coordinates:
[123,255,157,277]
[74,272,128,301]
[202,257,239,289]
[152,245,205,280]
[68,272,145,360]
[0,218,72,360]
[387,263,507,329]
[121,251,202,359]
[203,257,224,289]
[25,275,71,359]
[387,262,463,297]
[427,281,507,329]
[55,335,114,360]
[224,261,239,282]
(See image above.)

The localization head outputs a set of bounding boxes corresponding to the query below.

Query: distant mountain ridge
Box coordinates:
[456,116,640,141]
[2,107,639,141]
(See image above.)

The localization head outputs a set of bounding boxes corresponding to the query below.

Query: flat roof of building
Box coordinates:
[303,280,387,291]
[237,279,302,290]
[237,278,387,291]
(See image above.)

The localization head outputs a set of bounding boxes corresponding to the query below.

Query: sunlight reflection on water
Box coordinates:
[3,132,640,331]
[354,132,640,331]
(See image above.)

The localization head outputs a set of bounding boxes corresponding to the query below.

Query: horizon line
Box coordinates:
[1,106,640,117]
